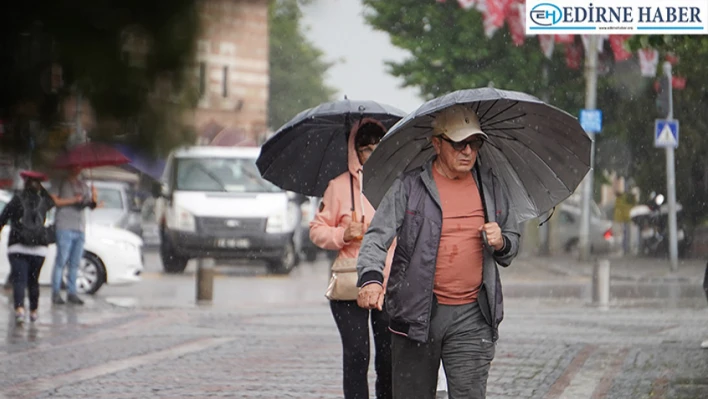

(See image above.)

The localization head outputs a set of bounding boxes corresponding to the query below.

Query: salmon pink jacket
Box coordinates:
[309,118,395,288]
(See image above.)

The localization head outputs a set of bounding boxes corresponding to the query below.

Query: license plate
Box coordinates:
[216,238,250,249]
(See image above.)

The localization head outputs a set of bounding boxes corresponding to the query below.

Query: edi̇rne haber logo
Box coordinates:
[525,0,708,35]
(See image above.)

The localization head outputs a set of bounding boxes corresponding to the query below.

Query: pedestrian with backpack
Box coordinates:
[0,171,56,324]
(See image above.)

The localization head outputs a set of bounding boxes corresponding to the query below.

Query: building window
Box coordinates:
[222,66,228,98]
[199,62,206,97]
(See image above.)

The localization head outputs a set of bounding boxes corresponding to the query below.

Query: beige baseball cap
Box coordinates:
[432,105,488,142]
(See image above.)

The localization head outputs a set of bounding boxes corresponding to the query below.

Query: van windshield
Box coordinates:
[175,157,281,193]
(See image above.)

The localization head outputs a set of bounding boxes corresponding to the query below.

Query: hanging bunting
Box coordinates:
[609,35,632,62]
[457,0,477,9]
[638,48,659,77]
[565,43,583,69]
[539,35,555,59]
[506,2,526,46]
[554,35,575,44]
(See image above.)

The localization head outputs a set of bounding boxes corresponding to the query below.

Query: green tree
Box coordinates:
[362,0,585,109]
[626,36,708,224]
[0,0,201,164]
[268,0,336,130]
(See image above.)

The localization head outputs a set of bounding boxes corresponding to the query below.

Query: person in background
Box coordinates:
[50,166,98,305]
[0,171,55,323]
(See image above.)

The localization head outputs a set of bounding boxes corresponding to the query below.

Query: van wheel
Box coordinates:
[303,247,318,262]
[161,233,189,274]
[267,240,297,275]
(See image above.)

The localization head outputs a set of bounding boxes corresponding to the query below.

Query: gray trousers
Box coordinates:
[391,301,495,399]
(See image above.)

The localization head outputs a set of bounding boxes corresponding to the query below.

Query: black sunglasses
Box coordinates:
[438,136,485,151]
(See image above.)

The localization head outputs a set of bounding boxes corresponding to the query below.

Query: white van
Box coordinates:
[152,146,304,274]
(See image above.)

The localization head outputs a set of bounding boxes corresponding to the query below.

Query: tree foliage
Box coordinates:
[0,0,200,165]
[363,0,708,225]
[268,0,336,130]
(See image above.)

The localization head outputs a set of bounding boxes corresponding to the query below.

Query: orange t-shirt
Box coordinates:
[432,166,485,305]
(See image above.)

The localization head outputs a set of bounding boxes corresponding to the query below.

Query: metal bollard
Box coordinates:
[592,258,611,309]
[196,258,215,302]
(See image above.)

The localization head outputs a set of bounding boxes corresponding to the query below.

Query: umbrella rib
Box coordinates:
[476,100,499,122]
[480,101,520,126]
[481,113,527,128]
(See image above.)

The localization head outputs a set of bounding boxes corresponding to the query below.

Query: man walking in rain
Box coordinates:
[356,105,520,399]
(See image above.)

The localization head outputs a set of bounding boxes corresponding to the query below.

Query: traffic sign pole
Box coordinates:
[664,61,679,271]
[579,35,599,262]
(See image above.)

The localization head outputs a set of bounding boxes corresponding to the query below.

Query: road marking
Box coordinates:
[591,348,630,399]
[546,344,597,399]
[4,336,234,398]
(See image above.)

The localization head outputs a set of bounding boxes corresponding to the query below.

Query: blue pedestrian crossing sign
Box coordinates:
[655,119,679,148]
[579,109,602,133]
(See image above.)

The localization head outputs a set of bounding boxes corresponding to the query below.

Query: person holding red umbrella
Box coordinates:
[50,142,127,305]
[49,166,99,305]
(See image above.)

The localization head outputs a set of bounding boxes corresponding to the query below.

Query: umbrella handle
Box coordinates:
[481,231,493,251]
[351,211,363,241]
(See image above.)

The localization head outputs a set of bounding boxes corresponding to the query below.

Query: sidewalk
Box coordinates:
[502,254,707,285]
[1,298,707,398]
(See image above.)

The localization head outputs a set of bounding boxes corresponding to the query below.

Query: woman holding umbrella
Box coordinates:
[257,98,405,399]
[310,118,396,399]
[0,171,55,323]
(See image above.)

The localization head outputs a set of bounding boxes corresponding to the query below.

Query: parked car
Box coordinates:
[0,190,144,294]
[555,199,616,254]
[87,180,143,238]
[299,196,324,262]
[152,146,304,275]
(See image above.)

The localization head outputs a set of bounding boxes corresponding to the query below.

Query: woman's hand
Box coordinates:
[343,220,364,242]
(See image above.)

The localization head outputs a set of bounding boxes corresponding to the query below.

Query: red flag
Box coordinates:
[665,53,679,65]
[554,35,575,44]
[506,2,525,46]
[483,0,513,37]
[672,76,686,90]
[565,43,582,70]
[609,35,632,62]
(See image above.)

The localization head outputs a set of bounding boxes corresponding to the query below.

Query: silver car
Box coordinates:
[555,200,616,254]
[87,180,143,238]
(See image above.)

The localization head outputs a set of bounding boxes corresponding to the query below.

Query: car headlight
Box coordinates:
[266,203,300,233]
[169,205,196,232]
[100,238,140,253]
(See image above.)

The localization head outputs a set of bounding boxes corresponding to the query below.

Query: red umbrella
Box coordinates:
[54,142,130,169]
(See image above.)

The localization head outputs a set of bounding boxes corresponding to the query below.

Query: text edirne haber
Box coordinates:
[558,5,703,24]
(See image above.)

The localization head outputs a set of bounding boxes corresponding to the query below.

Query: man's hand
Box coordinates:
[357,283,384,311]
[74,195,84,205]
[479,222,504,251]
[343,221,365,242]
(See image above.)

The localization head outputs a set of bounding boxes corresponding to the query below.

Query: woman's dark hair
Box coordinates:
[355,122,385,148]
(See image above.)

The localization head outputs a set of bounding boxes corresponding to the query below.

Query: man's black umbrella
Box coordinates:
[362,88,591,224]
[256,99,407,197]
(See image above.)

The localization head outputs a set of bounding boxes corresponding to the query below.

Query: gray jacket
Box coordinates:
[357,159,520,343]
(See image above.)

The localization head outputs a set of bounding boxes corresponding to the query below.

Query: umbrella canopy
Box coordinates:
[362,88,591,224]
[55,142,130,169]
[257,99,407,197]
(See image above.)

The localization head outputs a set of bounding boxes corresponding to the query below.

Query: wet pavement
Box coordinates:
[0,251,707,398]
